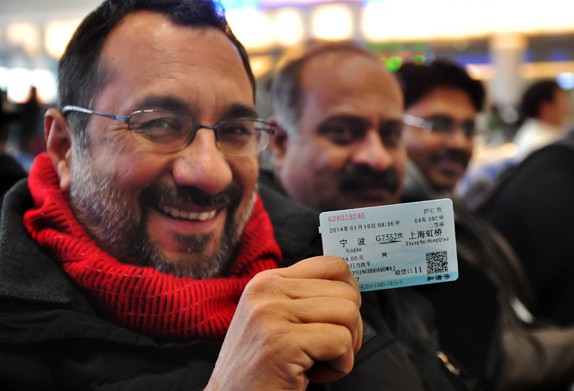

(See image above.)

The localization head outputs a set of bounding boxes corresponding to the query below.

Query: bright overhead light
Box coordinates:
[3,67,57,103]
[5,22,41,57]
[227,8,274,50]
[557,73,574,90]
[45,20,81,59]
[362,0,574,41]
[311,4,354,41]
[272,8,305,46]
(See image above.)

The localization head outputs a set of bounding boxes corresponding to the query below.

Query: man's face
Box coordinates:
[548,88,572,127]
[66,12,258,278]
[403,88,476,192]
[273,52,406,212]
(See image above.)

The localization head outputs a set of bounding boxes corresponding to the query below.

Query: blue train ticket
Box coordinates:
[319,199,458,292]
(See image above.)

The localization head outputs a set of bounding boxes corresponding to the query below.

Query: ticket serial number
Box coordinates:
[327,212,366,223]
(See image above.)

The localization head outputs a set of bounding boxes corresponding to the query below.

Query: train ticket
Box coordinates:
[319,198,458,292]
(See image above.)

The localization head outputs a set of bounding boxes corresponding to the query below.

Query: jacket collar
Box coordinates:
[0,180,77,305]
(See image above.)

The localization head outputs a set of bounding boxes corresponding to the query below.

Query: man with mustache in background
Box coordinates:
[400,60,477,195]
[398,59,574,391]
[265,42,404,212]
[263,41,479,389]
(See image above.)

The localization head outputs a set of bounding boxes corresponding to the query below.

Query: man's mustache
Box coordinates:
[432,149,471,166]
[339,166,401,194]
[145,182,242,210]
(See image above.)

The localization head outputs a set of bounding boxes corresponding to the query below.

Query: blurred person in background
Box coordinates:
[398,59,574,391]
[0,91,27,196]
[265,40,484,390]
[457,79,573,210]
[511,79,572,158]
[10,86,46,171]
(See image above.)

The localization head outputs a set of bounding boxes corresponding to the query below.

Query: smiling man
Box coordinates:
[60,15,259,280]
[399,59,482,192]
[0,1,368,389]
[396,59,574,390]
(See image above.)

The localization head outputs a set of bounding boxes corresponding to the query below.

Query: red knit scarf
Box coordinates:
[23,153,281,340]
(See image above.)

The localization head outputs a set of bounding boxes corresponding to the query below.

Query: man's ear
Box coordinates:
[44,108,73,192]
[267,116,289,170]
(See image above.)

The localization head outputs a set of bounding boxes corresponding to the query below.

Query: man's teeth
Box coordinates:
[160,206,216,221]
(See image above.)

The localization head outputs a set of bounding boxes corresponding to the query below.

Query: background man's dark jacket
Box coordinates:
[478,135,574,327]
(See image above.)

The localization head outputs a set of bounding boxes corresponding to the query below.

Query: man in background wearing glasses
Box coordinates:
[397,59,574,390]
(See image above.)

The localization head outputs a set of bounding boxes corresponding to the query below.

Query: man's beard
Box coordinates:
[68,145,255,279]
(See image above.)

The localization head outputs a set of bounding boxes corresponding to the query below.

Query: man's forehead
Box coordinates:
[102,11,238,61]
[303,50,381,79]
[94,11,253,113]
[412,87,471,109]
[302,54,400,98]
[299,64,403,121]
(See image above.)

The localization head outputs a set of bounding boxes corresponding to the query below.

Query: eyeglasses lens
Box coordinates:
[427,116,476,137]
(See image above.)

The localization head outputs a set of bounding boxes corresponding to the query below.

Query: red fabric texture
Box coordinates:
[24,153,281,340]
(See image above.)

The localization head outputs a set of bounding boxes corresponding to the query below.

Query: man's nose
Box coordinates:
[171,128,232,194]
[445,126,473,149]
[351,130,394,171]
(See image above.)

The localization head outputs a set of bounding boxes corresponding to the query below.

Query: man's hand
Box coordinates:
[207,256,362,391]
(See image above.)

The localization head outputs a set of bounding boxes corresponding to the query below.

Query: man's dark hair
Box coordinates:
[519,79,560,120]
[270,40,378,134]
[396,59,485,112]
[59,0,255,147]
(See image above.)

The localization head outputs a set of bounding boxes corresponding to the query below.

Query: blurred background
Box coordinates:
[1,0,573,159]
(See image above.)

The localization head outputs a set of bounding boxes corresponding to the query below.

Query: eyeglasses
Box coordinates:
[61,105,275,156]
[403,113,476,138]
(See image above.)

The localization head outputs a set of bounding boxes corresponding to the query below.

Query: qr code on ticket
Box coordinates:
[426,251,449,274]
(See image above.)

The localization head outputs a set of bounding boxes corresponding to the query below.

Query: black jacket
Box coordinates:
[0,153,27,197]
[478,135,574,327]
[1,180,467,390]
[406,160,574,391]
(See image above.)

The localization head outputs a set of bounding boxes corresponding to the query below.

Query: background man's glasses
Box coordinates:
[403,113,476,138]
[61,105,275,156]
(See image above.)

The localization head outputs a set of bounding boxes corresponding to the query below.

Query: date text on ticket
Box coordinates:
[319,199,458,292]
